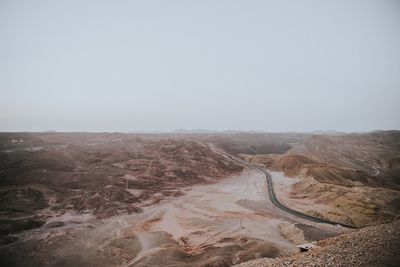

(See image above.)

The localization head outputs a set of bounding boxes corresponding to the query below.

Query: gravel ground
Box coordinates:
[235,219,400,267]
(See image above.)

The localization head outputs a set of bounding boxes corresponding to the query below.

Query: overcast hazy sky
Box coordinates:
[1,0,399,132]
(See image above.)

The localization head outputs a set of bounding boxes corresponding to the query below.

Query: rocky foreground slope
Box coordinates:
[235,219,400,267]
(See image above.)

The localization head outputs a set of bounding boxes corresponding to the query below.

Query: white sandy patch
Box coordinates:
[47,212,95,225]
[25,146,44,152]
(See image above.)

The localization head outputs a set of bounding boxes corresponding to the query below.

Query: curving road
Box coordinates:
[258,167,357,229]
[210,146,357,229]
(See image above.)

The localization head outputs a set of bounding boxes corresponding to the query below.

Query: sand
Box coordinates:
[1,169,349,267]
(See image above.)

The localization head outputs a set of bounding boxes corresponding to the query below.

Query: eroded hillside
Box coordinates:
[0,131,399,266]
[0,133,243,243]
[242,131,400,227]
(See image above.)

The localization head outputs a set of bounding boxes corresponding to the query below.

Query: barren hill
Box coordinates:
[0,133,243,240]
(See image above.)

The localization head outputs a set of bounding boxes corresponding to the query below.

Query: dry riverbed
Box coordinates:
[0,169,348,267]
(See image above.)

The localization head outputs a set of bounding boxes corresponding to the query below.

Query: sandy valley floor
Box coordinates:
[1,168,348,267]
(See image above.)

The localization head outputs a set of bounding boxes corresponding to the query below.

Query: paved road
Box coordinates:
[259,167,356,228]
[210,146,357,229]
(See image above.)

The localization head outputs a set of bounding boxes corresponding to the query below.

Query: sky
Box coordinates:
[1,0,399,132]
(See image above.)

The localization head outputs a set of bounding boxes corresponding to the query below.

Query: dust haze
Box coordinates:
[1,0,400,132]
[1,1,400,267]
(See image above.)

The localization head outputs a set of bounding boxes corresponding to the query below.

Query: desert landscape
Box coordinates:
[0,131,399,266]
[2,1,399,266]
